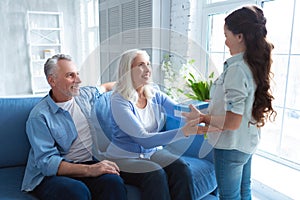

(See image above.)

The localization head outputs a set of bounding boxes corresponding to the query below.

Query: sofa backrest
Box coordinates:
[0,97,41,168]
[0,92,213,169]
[0,92,113,168]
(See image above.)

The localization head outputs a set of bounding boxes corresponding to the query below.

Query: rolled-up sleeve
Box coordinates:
[223,66,249,115]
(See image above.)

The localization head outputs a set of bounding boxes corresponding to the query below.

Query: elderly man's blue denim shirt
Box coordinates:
[207,53,260,154]
[22,87,103,191]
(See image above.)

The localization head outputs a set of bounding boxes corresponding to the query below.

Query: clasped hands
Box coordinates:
[181,104,221,137]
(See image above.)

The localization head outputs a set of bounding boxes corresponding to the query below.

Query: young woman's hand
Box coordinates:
[181,104,202,120]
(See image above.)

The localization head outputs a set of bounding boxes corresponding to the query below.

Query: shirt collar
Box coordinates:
[45,90,67,113]
[223,52,244,70]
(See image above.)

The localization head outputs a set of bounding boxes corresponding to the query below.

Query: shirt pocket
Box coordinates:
[214,75,225,85]
[50,127,75,150]
[210,74,225,96]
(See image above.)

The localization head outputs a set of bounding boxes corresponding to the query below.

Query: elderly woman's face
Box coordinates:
[131,53,151,89]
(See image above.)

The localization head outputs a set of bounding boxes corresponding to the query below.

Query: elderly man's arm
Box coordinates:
[57,160,120,177]
[99,82,116,93]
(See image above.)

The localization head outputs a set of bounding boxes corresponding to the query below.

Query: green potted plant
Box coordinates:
[179,72,214,101]
[162,57,214,139]
[161,55,214,102]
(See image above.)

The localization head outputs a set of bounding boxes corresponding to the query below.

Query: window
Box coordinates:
[259,0,300,169]
[206,0,227,3]
[78,0,101,86]
[79,0,100,57]
[87,0,100,54]
[201,0,255,75]
[203,0,300,169]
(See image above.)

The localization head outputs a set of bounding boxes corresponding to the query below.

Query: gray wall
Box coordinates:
[0,0,203,96]
[0,0,81,96]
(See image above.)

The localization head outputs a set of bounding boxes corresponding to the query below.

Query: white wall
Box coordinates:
[0,0,204,96]
[169,0,204,66]
[0,0,81,96]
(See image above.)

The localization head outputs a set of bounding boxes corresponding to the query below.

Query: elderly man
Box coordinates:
[22,54,127,200]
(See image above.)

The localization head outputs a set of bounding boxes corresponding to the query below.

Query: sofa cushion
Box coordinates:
[0,166,38,199]
[0,97,41,168]
[181,156,217,199]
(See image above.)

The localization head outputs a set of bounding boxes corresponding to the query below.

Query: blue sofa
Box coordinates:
[0,92,217,200]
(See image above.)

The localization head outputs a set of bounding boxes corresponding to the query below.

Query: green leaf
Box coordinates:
[188,72,196,82]
[187,79,193,86]
[162,56,215,102]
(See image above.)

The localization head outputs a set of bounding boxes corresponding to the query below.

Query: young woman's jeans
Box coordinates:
[214,149,253,200]
[32,168,127,200]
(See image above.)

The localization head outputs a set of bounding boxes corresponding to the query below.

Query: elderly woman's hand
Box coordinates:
[181,118,222,137]
[181,105,222,137]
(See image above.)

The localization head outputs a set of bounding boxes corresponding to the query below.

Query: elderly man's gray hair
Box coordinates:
[44,54,72,78]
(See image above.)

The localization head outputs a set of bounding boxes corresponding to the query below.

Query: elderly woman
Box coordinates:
[105,49,194,200]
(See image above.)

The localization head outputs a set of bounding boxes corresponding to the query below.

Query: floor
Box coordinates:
[251,154,300,200]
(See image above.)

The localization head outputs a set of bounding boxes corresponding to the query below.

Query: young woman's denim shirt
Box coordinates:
[207,53,260,154]
[105,90,185,159]
[22,87,104,191]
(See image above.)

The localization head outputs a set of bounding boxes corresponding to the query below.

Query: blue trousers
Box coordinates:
[112,149,195,200]
[214,149,252,200]
[32,173,127,200]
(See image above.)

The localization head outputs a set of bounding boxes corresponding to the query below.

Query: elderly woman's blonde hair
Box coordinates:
[114,49,154,103]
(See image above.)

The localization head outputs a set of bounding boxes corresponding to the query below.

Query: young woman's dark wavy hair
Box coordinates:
[225,5,276,127]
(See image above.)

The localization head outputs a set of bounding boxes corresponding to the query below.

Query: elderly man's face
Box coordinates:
[49,59,82,102]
